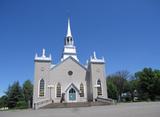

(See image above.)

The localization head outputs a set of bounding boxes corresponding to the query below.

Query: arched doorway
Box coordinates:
[69,88,76,101]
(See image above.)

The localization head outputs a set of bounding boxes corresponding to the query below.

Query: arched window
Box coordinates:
[70,38,72,44]
[56,83,61,97]
[80,83,84,97]
[39,79,45,97]
[97,79,102,96]
[67,38,69,44]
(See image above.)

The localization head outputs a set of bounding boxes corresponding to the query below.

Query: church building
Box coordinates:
[33,19,108,109]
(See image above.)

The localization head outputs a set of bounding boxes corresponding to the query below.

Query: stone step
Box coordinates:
[41,101,112,109]
[41,102,90,109]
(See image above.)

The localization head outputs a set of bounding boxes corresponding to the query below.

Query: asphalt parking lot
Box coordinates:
[0,102,160,117]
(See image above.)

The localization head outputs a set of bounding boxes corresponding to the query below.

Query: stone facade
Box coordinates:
[33,19,108,109]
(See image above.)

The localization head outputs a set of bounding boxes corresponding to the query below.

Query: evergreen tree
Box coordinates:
[23,80,33,108]
[6,81,24,108]
[135,68,160,101]
[0,95,8,108]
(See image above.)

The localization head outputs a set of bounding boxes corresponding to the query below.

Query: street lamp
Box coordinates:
[48,85,54,101]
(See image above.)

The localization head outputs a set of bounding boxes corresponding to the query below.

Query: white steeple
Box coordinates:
[66,18,72,37]
[64,18,74,46]
[61,18,79,61]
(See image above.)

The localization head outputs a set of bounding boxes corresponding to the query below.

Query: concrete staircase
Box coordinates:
[41,101,113,109]
[41,102,90,109]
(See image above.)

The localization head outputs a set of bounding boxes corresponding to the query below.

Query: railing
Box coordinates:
[97,97,114,104]
[33,99,52,109]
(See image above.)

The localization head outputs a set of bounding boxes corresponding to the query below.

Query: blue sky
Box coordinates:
[0,0,160,96]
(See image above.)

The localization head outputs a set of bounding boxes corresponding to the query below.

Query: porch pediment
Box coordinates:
[65,83,79,93]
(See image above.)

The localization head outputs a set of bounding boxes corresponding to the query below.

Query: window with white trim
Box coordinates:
[97,79,102,96]
[56,83,61,97]
[80,83,84,97]
[39,79,45,97]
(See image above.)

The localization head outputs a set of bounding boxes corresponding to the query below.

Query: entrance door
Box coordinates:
[69,88,76,101]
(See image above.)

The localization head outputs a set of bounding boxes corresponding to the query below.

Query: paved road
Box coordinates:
[0,102,160,117]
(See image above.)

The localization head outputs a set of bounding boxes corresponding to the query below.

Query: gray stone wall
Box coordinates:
[33,57,108,108]
[49,58,87,103]
[89,62,108,101]
[33,60,51,106]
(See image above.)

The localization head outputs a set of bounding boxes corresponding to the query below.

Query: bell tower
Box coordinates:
[61,18,79,61]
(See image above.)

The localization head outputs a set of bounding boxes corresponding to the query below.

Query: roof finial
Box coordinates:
[42,48,46,57]
[35,53,38,58]
[66,18,72,37]
[93,51,97,59]
[49,54,52,59]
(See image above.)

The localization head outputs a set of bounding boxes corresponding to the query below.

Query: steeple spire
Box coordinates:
[61,18,79,61]
[66,18,72,37]
[65,18,74,46]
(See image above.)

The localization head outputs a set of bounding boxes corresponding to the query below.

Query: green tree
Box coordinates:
[107,70,130,101]
[23,80,33,108]
[0,95,8,108]
[128,77,138,101]
[6,81,24,108]
[154,70,160,96]
[135,68,160,101]
[107,79,118,100]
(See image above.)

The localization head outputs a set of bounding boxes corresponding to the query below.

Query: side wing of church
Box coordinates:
[33,19,108,109]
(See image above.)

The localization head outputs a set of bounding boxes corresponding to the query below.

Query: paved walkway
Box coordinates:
[0,102,160,117]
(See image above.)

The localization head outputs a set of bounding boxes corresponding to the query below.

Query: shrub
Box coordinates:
[16,101,28,109]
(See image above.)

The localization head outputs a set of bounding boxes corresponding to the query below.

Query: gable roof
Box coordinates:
[65,83,80,93]
[50,56,87,71]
